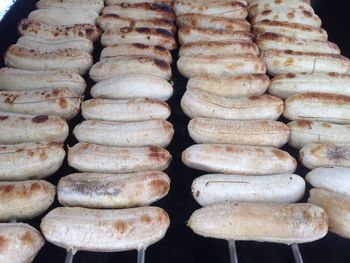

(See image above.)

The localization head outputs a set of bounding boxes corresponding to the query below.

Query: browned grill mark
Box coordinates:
[32,115,49,123]
[149,179,169,195]
[148,147,169,161]
[0,235,7,252]
[20,231,35,246]
[0,116,8,121]
[0,185,15,194]
[140,214,152,224]
[154,58,169,70]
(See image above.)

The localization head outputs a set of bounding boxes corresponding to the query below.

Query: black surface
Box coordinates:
[1,1,350,262]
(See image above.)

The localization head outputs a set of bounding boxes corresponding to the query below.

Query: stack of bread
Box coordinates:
[0,0,103,262]
[176,0,328,247]
[250,0,350,241]
[39,0,177,255]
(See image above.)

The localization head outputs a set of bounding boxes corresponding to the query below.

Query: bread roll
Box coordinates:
[189,202,327,244]
[300,143,350,169]
[181,88,283,120]
[182,144,297,175]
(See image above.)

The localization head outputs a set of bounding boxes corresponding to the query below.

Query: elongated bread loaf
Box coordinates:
[0,113,68,144]
[192,174,305,206]
[189,118,289,147]
[0,88,81,120]
[0,68,86,94]
[181,88,283,120]
[284,92,350,124]
[288,120,350,149]
[253,20,327,41]
[41,206,170,252]
[182,144,297,175]
[68,143,171,173]
[262,50,350,76]
[0,223,44,263]
[0,180,55,221]
[178,55,266,78]
[58,171,170,208]
[0,142,65,181]
[269,72,350,99]
[309,188,350,239]
[90,74,173,101]
[73,119,173,147]
[300,143,350,169]
[306,167,350,197]
[82,98,170,121]
[188,202,327,244]
[187,74,269,98]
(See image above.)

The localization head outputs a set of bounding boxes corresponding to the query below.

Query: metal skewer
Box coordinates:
[228,240,238,263]
[65,249,75,263]
[291,244,303,263]
[137,247,146,263]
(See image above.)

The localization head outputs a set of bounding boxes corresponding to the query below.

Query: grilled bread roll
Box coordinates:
[90,74,173,101]
[101,43,172,63]
[41,207,170,252]
[186,74,269,98]
[90,57,171,82]
[73,119,173,147]
[176,14,250,31]
[17,36,94,53]
[0,180,55,221]
[179,41,260,57]
[0,223,44,263]
[4,45,93,75]
[251,9,321,28]
[68,143,171,173]
[174,1,248,19]
[101,27,176,50]
[82,98,170,121]
[178,28,253,44]
[192,174,305,205]
[253,20,327,41]
[257,33,340,54]
[288,120,350,149]
[306,167,350,197]
[0,88,81,120]
[36,0,104,13]
[300,143,350,169]
[102,3,175,21]
[0,142,65,181]
[18,19,101,42]
[284,93,350,124]
[189,118,289,147]
[58,171,170,208]
[178,55,266,78]
[0,68,86,94]
[269,72,350,99]
[97,15,176,33]
[262,50,350,76]
[248,0,314,17]
[309,188,350,239]
[0,113,68,144]
[182,144,297,175]
[181,88,283,120]
[189,202,327,244]
[28,9,98,26]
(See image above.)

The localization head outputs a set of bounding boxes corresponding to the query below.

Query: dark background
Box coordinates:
[1,1,350,262]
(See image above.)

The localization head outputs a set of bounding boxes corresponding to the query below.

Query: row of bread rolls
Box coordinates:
[174,0,328,246]
[0,1,103,262]
[251,0,350,241]
[38,0,176,256]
